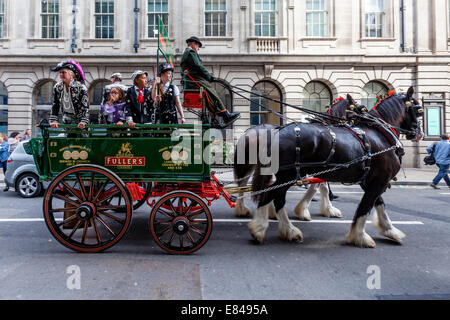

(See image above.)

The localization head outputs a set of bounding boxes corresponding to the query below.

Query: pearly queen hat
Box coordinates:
[51,60,86,84]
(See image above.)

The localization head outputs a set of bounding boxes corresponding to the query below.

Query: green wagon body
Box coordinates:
[28,124,212,183]
[26,123,237,255]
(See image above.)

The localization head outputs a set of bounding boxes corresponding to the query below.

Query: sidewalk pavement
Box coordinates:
[0,167,448,188]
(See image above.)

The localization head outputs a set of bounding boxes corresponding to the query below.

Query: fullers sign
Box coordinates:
[104,156,145,167]
[105,143,146,167]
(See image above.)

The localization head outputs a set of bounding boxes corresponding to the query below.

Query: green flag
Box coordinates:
[158,15,174,67]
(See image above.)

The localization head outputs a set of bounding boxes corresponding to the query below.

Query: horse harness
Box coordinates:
[287,109,406,185]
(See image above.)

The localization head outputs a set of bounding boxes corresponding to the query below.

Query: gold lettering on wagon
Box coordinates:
[159,146,190,171]
[57,145,91,166]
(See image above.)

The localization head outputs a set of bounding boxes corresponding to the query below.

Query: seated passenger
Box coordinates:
[125,70,156,128]
[180,36,240,127]
[151,63,186,124]
[99,86,127,125]
[102,73,128,105]
[49,60,89,129]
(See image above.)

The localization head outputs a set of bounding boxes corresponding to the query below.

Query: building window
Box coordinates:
[361,81,388,110]
[0,0,5,38]
[148,0,168,38]
[306,0,328,37]
[0,81,7,134]
[303,81,332,112]
[41,0,60,39]
[364,0,385,38]
[33,80,55,136]
[89,80,110,124]
[205,0,227,37]
[254,0,276,37]
[95,0,114,39]
[250,81,282,126]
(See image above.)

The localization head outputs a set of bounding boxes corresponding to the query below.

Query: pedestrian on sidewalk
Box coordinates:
[20,129,32,142]
[7,131,21,154]
[0,133,10,192]
[428,134,450,189]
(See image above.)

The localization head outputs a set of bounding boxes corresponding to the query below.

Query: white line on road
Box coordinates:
[0,218,424,225]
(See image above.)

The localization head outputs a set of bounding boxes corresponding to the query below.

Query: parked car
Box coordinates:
[4,141,45,198]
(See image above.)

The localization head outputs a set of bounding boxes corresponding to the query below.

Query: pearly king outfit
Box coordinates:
[49,60,89,126]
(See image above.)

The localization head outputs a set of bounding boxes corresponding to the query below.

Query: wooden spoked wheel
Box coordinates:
[150,191,212,254]
[43,164,133,253]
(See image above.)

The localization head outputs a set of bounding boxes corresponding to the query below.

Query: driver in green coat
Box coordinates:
[181,36,240,127]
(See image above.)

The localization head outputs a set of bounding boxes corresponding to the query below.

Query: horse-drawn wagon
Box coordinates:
[26,123,236,254]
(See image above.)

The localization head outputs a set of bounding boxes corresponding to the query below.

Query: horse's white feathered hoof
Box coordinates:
[235,199,252,218]
[321,206,342,219]
[346,230,376,248]
[294,203,312,221]
[278,225,303,243]
[381,227,406,243]
[248,220,267,244]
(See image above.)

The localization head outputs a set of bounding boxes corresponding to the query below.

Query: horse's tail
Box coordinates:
[233,124,274,192]
[233,129,256,188]
[251,165,273,203]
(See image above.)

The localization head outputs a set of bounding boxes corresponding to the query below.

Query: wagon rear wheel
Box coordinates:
[150,191,212,254]
[43,164,133,253]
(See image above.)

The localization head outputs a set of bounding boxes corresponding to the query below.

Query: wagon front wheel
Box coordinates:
[43,164,133,253]
[150,191,212,254]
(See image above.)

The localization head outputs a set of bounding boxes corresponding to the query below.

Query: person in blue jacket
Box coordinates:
[427,134,450,189]
[0,133,10,191]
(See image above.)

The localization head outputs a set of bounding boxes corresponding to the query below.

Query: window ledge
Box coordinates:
[359,37,396,42]
[198,36,234,41]
[28,38,66,42]
[82,38,121,42]
[82,39,121,49]
[248,36,288,40]
[300,37,337,41]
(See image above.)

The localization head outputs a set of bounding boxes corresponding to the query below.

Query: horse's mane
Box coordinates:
[326,97,349,117]
[370,91,405,125]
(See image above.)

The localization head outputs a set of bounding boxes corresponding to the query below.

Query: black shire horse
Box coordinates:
[234,95,356,221]
[235,87,423,248]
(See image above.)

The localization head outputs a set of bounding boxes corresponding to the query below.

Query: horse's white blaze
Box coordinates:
[248,202,272,243]
[276,207,303,242]
[319,183,342,218]
[372,205,406,242]
[294,184,318,221]
[346,215,376,248]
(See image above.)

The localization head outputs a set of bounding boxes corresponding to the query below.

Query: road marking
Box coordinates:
[0,218,424,225]
[213,219,423,225]
[440,193,450,195]
[288,191,364,194]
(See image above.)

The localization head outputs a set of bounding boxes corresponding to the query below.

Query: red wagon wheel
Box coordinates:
[150,191,213,254]
[43,164,133,253]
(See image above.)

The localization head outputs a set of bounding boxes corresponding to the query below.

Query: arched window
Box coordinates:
[302,81,332,112]
[361,81,388,110]
[0,81,7,134]
[250,81,282,126]
[89,80,110,124]
[33,80,56,135]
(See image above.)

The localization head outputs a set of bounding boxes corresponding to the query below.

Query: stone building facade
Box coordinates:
[0,0,449,167]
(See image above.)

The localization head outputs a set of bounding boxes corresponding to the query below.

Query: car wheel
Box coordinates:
[15,173,42,198]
